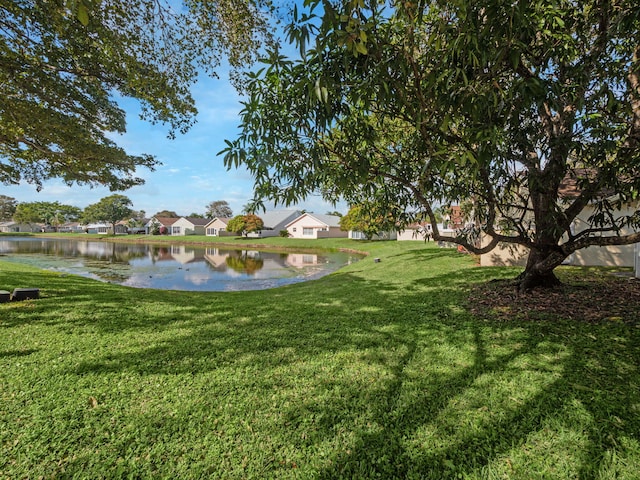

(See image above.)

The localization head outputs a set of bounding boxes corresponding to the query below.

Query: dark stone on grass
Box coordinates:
[0,290,11,303]
[11,288,40,301]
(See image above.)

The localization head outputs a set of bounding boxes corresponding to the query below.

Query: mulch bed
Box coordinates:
[468,269,640,324]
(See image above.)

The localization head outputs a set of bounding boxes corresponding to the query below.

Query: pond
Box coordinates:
[0,237,362,291]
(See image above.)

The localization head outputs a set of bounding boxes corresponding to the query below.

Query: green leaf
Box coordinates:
[355,41,368,55]
[77,3,89,26]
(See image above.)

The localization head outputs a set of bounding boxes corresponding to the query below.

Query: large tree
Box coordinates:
[206,200,233,218]
[1,0,274,191]
[339,204,397,240]
[13,200,81,229]
[226,214,264,237]
[82,194,133,234]
[0,194,17,221]
[224,0,640,290]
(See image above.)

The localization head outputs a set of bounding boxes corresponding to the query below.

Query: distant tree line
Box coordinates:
[0,195,237,232]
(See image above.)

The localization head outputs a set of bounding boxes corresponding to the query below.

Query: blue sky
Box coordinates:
[3,67,346,219]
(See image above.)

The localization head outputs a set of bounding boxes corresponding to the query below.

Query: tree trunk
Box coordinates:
[516,247,566,292]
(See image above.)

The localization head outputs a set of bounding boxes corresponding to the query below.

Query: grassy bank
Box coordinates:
[1,240,638,479]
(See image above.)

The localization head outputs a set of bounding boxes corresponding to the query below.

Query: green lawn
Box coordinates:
[1,239,638,479]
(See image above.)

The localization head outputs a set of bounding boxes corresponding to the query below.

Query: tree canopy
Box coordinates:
[13,200,81,228]
[82,194,133,234]
[339,204,396,240]
[227,214,264,236]
[206,200,233,218]
[224,0,640,289]
[154,210,179,218]
[1,0,274,191]
[0,194,17,221]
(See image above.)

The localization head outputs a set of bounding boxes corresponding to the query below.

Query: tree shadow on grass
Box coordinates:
[323,324,638,478]
[299,270,640,478]
[65,270,640,477]
[3,263,639,478]
[0,348,38,359]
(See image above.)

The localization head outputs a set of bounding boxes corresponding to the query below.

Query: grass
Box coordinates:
[1,238,639,479]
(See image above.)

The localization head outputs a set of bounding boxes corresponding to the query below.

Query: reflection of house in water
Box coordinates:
[170,245,197,264]
[76,241,105,257]
[149,245,206,265]
[285,253,319,268]
[204,248,295,275]
[75,241,148,262]
[149,246,174,263]
[204,248,265,268]
[203,247,230,269]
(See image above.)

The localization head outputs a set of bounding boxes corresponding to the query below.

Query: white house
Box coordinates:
[349,230,398,240]
[397,223,459,242]
[480,201,640,267]
[145,217,179,235]
[58,222,85,233]
[84,223,108,234]
[398,223,431,241]
[205,217,231,236]
[285,213,347,239]
[0,221,36,233]
[171,217,211,236]
[565,202,639,267]
[247,210,303,238]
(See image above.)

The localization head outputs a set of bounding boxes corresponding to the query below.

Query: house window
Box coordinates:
[292,227,297,232]
[303,228,314,236]
[172,226,181,234]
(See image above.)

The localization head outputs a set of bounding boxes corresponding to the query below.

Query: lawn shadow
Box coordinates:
[0,348,38,359]
[303,269,640,478]
[3,260,639,478]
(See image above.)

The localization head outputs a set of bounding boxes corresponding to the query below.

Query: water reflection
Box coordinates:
[0,237,360,291]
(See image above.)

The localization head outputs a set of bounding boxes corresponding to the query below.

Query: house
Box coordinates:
[118,218,149,234]
[285,213,347,239]
[146,217,179,235]
[58,222,85,233]
[349,230,398,240]
[445,205,465,230]
[84,223,110,234]
[83,223,128,234]
[0,221,36,233]
[171,217,211,236]
[398,223,431,241]
[204,217,232,236]
[479,202,640,267]
[246,210,303,238]
[564,201,639,267]
[479,171,640,267]
[397,222,458,242]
